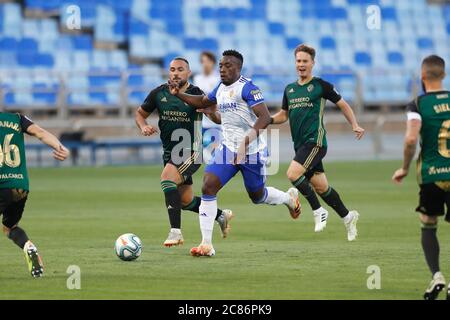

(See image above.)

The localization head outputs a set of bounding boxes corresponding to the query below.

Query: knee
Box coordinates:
[420,214,438,226]
[180,196,192,208]
[286,169,300,182]
[315,184,330,195]
[201,182,217,196]
[3,225,11,237]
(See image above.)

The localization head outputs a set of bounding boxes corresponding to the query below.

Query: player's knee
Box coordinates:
[2,225,11,237]
[420,214,438,226]
[286,170,300,182]
[315,184,329,195]
[180,196,193,207]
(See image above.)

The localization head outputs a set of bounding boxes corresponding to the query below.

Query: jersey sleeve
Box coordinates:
[320,79,342,103]
[19,114,34,134]
[406,99,422,121]
[242,81,265,107]
[207,82,221,103]
[281,89,288,111]
[140,88,159,113]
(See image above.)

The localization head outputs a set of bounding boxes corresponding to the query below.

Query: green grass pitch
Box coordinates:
[0,160,449,299]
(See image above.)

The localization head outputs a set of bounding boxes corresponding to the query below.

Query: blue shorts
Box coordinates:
[204,144,267,192]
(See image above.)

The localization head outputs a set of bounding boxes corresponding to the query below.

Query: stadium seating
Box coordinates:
[0,0,449,108]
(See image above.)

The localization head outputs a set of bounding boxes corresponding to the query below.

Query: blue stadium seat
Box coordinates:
[35,53,54,68]
[381,7,397,20]
[73,35,93,50]
[417,37,434,49]
[0,37,18,51]
[354,52,372,66]
[218,22,235,34]
[286,37,303,50]
[18,38,38,53]
[387,52,404,65]
[268,22,284,35]
[320,36,336,49]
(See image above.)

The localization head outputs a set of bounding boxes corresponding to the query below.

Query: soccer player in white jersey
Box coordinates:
[170,50,301,256]
[193,51,222,163]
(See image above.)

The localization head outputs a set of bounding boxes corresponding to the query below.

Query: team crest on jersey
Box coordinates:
[307,84,314,92]
[229,90,234,98]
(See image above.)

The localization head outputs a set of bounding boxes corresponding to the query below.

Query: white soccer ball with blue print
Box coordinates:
[115,233,142,261]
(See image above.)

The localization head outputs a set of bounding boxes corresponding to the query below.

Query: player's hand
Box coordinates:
[234,144,247,165]
[353,125,365,140]
[392,168,408,184]
[197,105,217,115]
[141,125,158,136]
[53,145,70,161]
[168,80,180,95]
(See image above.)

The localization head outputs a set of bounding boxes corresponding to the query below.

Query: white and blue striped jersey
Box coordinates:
[207,76,267,154]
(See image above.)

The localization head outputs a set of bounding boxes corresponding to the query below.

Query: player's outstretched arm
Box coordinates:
[335,99,365,139]
[270,109,288,124]
[198,105,221,124]
[392,119,421,184]
[168,80,214,109]
[135,107,158,136]
[26,124,69,161]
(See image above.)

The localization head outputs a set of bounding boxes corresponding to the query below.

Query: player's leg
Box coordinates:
[240,154,300,218]
[287,144,328,229]
[418,183,446,300]
[310,172,359,240]
[191,145,238,256]
[2,189,43,278]
[160,163,184,247]
[179,183,234,238]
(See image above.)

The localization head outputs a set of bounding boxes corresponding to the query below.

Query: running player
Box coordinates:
[271,44,364,240]
[169,50,301,257]
[135,57,233,247]
[392,55,450,300]
[0,112,69,277]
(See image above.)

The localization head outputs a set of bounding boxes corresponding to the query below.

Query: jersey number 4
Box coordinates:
[0,134,21,168]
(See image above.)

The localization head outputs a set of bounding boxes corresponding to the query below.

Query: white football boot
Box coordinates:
[286,188,301,219]
[163,229,184,247]
[216,209,234,238]
[190,243,215,257]
[344,210,359,241]
[313,207,328,232]
[424,272,446,300]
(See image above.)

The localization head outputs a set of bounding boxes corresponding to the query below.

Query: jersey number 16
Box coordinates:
[0,134,21,168]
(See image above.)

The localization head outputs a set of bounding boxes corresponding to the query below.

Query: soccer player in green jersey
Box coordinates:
[271,44,365,240]
[0,113,69,277]
[393,55,450,300]
[135,57,232,247]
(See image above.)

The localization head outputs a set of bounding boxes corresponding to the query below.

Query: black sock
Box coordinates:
[8,226,29,249]
[183,196,222,220]
[421,224,440,276]
[161,180,181,229]
[319,187,349,218]
[292,176,321,210]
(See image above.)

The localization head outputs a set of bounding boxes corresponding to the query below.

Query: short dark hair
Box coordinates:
[200,51,216,64]
[294,44,316,60]
[422,55,446,80]
[172,57,190,66]
[222,49,244,65]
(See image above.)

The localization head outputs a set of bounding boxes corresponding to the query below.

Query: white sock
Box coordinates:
[199,196,217,245]
[313,207,327,215]
[343,211,353,224]
[263,187,290,205]
[170,228,181,234]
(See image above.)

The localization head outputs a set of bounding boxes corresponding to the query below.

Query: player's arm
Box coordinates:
[393,104,422,183]
[26,124,69,161]
[235,103,271,164]
[135,90,159,136]
[168,80,215,109]
[271,90,289,124]
[335,99,364,139]
[199,105,221,124]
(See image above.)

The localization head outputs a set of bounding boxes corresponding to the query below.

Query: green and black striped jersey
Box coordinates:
[407,90,450,184]
[141,84,203,163]
[282,77,342,150]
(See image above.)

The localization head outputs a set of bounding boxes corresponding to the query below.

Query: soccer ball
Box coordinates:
[114,233,142,261]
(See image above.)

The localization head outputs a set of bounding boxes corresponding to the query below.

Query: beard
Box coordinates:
[172,78,187,88]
